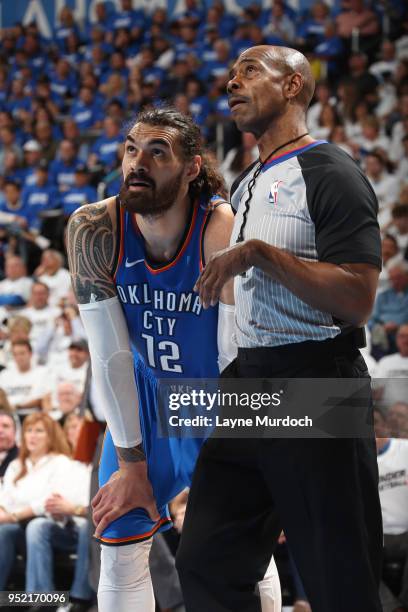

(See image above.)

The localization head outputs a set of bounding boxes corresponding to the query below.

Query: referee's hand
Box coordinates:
[194,242,253,308]
[92,462,160,538]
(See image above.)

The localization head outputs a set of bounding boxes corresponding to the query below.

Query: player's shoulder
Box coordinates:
[203,197,234,256]
[67,196,118,236]
[297,142,361,176]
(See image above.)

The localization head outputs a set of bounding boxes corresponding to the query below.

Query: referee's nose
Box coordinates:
[227,75,241,94]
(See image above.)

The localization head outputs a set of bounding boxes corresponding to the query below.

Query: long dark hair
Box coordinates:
[128,107,227,201]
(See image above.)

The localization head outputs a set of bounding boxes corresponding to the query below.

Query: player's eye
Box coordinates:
[246,65,257,74]
[152,148,164,157]
[126,144,136,153]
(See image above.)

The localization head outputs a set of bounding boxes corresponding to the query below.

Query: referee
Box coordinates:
[177,46,383,612]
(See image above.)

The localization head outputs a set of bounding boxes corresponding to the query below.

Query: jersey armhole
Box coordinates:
[111,196,124,280]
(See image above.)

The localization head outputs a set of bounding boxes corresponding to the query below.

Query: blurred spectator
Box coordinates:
[71,86,104,133]
[0,255,32,308]
[44,304,86,367]
[307,81,334,130]
[51,382,82,421]
[310,103,341,139]
[343,53,379,109]
[395,134,408,189]
[376,434,408,611]
[390,94,408,163]
[336,0,379,46]
[389,203,408,255]
[20,281,61,357]
[298,2,331,48]
[20,161,60,232]
[61,166,97,219]
[88,117,122,171]
[34,121,58,163]
[0,180,28,230]
[34,249,71,307]
[352,116,390,157]
[262,0,295,44]
[50,58,78,100]
[370,40,399,81]
[49,141,81,193]
[364,152,400,228]
[0,315,33,369]
[369,262,408,357]
[313,22,344,82]
[0,127,20,175]
[62,119,90,163]
[54,6,81,53]
[0,408,18,479]
[0,413,75,589]
[21,140,43,188]
[374,324,408,402]
[0,339,49,413]
[45,339,89,412]
[63,410,84,453]
[111,0,144,36]
[329,124,353,156]
[387,402,408,439]
[378,234,403,294]
[220,132,258,191]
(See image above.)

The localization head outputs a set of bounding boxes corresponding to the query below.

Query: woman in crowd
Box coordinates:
[0,413,71,588]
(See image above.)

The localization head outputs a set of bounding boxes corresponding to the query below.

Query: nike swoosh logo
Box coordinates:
[125,258,145,268]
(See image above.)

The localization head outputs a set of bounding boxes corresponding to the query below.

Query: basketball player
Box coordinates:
[67,108,281,612]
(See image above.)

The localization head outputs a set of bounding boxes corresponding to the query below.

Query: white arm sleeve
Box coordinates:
[217,302,237,373]
[78,296,142,448]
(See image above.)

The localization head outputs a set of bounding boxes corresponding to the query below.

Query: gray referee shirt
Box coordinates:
[230,141,381,348]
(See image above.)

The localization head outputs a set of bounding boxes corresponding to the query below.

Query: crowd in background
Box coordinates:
[0,0,408,610]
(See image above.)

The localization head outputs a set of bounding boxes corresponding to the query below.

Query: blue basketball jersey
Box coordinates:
[98,197,221,545]
[113,198,219,379]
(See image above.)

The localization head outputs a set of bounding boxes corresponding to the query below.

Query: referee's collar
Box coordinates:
[262,140,328,172]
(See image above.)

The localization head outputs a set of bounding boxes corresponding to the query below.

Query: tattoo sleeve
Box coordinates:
[116,443,146,463]
[66,203,117,304]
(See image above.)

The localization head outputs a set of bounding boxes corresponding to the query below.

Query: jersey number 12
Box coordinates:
[141,333,183,373]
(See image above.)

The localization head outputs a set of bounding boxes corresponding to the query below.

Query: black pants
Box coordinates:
[176,339,383,612]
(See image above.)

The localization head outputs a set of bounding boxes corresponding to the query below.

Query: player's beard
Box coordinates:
[119,169,185,217]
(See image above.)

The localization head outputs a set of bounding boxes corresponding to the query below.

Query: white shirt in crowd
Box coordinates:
[377,438,408,534]
[0,276,33,302]
[389,121,406,162]
[19,305,62,354]
[47,361,88,408]
[0,364,49,409]
[353,133,390,154]
[375,352,408,408]
[377,254,404,294]
[366,172,400,228]
[37,268,72,307]
[396,156,408,188]
[307,99,337,134]
[0,454,91,515]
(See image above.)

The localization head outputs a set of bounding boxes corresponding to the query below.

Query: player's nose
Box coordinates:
[130,150,150,174]
[226,75,241,95]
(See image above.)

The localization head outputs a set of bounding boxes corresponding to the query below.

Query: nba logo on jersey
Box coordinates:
[269,180,283,205]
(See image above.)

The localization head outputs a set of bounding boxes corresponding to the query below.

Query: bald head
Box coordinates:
[240,46,315,110]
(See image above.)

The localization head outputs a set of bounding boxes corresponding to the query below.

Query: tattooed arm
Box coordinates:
[66,200,117,303]
[66,199,160,534]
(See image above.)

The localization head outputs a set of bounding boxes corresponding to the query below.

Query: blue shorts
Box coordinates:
[98,357,202,545]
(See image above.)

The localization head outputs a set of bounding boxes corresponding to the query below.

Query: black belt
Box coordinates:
[237,328,366,366]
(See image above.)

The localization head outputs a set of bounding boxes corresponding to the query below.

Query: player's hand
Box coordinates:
[92,461,160,538]
[194,241,254,308]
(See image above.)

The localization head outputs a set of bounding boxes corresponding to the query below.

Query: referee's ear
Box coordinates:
[185,154,202,184]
